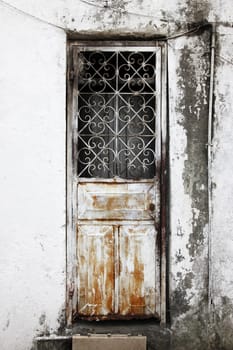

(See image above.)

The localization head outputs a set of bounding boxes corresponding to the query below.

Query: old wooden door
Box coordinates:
[67,42,166,322]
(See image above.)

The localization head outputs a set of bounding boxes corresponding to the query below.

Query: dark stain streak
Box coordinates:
[93,0,129,26]
[171,288,190,318]
[177,220,184,237]
[39,313,46,326]
[56,307,67,335]
[176,29,210,258]
[2,318,10,331]
[171,272,195,318]
[171,296,209,350]
[175,249,185,263]
[206,296,233,350]
[178,0,211,23]
[37,313,50,337]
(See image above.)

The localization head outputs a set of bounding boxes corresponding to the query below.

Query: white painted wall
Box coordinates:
[0,0,233,349]
[0,4,66,350]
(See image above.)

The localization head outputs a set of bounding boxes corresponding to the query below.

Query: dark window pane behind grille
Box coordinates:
[77,50,157,179]
[118,94,156,179]
[118,51,156,93]
[78,51,116,93]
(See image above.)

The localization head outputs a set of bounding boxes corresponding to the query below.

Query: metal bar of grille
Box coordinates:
[76,49,158,179]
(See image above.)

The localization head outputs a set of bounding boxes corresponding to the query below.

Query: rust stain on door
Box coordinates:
[119,225,158,317]
[76,186,161,320]
[78,182,156,220]
[77,225,114,316]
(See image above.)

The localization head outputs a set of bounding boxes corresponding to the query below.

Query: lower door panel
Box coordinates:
[76,224,160,319]
[77,225,114,317]
[119,225,160,317]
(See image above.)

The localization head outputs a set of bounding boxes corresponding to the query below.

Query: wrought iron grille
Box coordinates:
[76,49,159,179]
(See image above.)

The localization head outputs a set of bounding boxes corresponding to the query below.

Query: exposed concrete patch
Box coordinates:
[211,296,233,350]
[176,29,210,259]
[168,29,210,344]
[170,271,195,318]
[178,0,211,23]
[91,0,129,27]
[37,313,50,337]
[56,307,67,335]
[171,298,209,350]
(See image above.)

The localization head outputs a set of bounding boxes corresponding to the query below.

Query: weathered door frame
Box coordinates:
[66,40,167,325]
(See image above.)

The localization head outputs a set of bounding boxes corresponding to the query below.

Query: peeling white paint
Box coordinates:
[168,38,194,274]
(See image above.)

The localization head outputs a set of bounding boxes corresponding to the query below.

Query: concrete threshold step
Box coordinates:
[36,334,146,350]
[73,334,146,350]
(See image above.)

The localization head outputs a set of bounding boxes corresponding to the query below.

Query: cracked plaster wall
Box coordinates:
[0,0,232,349]
[168,28,210,350]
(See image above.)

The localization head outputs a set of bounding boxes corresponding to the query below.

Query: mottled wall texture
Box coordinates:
[0,0,232,349]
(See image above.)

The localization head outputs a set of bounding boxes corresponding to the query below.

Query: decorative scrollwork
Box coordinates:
[77,50,157,179]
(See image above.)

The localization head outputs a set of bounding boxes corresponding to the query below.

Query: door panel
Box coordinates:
[119,225,160,317]
[77,225,114,317]
[77,182,157,221]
